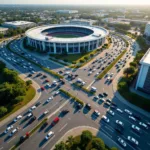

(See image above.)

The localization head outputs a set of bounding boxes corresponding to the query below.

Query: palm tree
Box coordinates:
[66,135,74,148]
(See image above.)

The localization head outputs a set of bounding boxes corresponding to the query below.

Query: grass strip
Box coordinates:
[10,118,48,150]
[97,49,127,79]
[72,83,95,95]
[6,41,63,79]
[59,89,84,106]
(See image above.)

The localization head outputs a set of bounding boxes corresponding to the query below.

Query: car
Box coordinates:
[43,110,49,115]
[94,96,99,100]
[9,128,19,137]
[76,103,83,109]
[99,93,104,97]
[52,117,59,126]
[26,113,33,119]
[94,110,100,116]
[106,99,111,103]
[45,79,50,82]
[118,137,127,147]
[41,86,45,91]
[129,116,136,121]
[105,101,111,106]
[14,115,22,122]
[132,114,141,120]
[124,109,132,115]
[139,122,148,129]
[127,136,138,145]
[116,120,124,127]
[107,109,115,116]
[116,108,123,113]
[28,73,32,77]
[4,125,13,134]
[54,90,60,95]
[28,116,36,124]
[43,75,47,78]
[99,98,105,102]
[28,106,36,112]
[131,125,141,133]
[35,102,41,107]
[91,87,97,92]
[40,122,48,130]
[36,73,42,77]
[102,115,109,123]
[85,103,91,110]
[103,92,108,97]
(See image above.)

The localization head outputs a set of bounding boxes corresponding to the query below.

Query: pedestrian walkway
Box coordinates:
[51,126,123,150]
[0,57,41,127]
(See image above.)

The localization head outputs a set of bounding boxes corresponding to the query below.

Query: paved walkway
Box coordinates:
[51,126,123,150]
[0,57,41,127]
[112,39,150,118]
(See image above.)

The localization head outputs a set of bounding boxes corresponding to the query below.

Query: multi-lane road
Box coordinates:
[0,34,150,150]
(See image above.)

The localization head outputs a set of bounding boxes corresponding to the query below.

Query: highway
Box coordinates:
[0,34,150,150]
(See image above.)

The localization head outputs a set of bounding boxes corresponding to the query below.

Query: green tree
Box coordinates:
[54,141,67,150]
[26,80,32,86]
[81,130,93,147]
[13,96,24,104]
[0,61,6,71]
[90,138,105,150]
[0,106,8,117]
[130,62,137,67]
[0,33,4,39]
[123,66,135,77]
[66,136,74,148]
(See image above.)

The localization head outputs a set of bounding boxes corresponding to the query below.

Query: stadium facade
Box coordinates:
[25,24,108,54]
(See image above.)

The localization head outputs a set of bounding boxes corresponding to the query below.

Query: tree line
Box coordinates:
[0,61,32,117]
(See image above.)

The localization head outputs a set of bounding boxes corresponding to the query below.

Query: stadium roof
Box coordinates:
[26,24,108,43]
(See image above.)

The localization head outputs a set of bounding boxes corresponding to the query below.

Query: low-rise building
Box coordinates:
[136,48,150,94]
[0,27,8,35]
[69,19,96,26]
[2,21,36,29]
[56,10,78,14]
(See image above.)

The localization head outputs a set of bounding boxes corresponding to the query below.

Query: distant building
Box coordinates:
[69,19,96,26]
[2,21,36,29]
[56,10,78,14]
[144,22,150,37]
[0,27,8,35]
[136,48,150,94]
[101,18,113,23]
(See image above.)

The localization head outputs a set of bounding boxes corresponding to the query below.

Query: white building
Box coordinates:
[70,19,96,26]
[56,10,78,14]
[136,48,150,94]
[0,27,8,35]
[144,22,150,37]
[2,21,36,29]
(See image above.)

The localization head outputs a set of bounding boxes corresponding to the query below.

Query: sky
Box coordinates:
[0,0,150,5]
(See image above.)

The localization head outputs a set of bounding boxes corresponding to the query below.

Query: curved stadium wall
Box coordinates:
[25,24,109,54]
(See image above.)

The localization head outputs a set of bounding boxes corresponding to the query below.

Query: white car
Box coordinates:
[45,131,54,140]
[28,106,36,112]
[9,128,19,137]
[54,90,60,95]
[46,83,51,88]
[102,115,109,123]
[4,125,13,134]
[43,110,49,115]
[129,116,136,122]
[116,120,124,127]
[139,122,148,129]
[46,96,53,103]
[27,113,33,118]
[118,137,127,147]
[127,136,138,145]
[94,110,100,116]
[13,115,22,122]
[116,108,123,113]
[100,98,105,102]
[131,125,141,133]
[124,109,132,115]
[107,109,115,116]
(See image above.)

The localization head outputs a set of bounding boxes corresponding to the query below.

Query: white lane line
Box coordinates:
[7,136,16,144]
[100,129,112,138]
[0,147,3,150]
[130,131,140,138]
[86,80,95,89]
[59,123,68,132]
[104,126,114,133]
[42,135,55,149]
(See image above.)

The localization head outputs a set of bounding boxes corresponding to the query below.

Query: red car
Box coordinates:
[52,117,59,126]
[41,86,45,91]
[45,79,50,82]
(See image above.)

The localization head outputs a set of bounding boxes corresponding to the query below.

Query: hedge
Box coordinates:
[97,49,127,79]
[6,41,63,79]
[72,83,95,95]
[59,89,84,106]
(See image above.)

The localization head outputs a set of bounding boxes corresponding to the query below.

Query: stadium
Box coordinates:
[25,24,109,54]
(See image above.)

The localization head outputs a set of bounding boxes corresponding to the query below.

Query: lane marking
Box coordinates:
[59,123,68,132]
[42,135,55,149]
[86,80,95,89]
[100,129,112,138]
[104,125,114,133]
[130,131,140,138]
[7,136,16,144]
[0,147,3,150]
